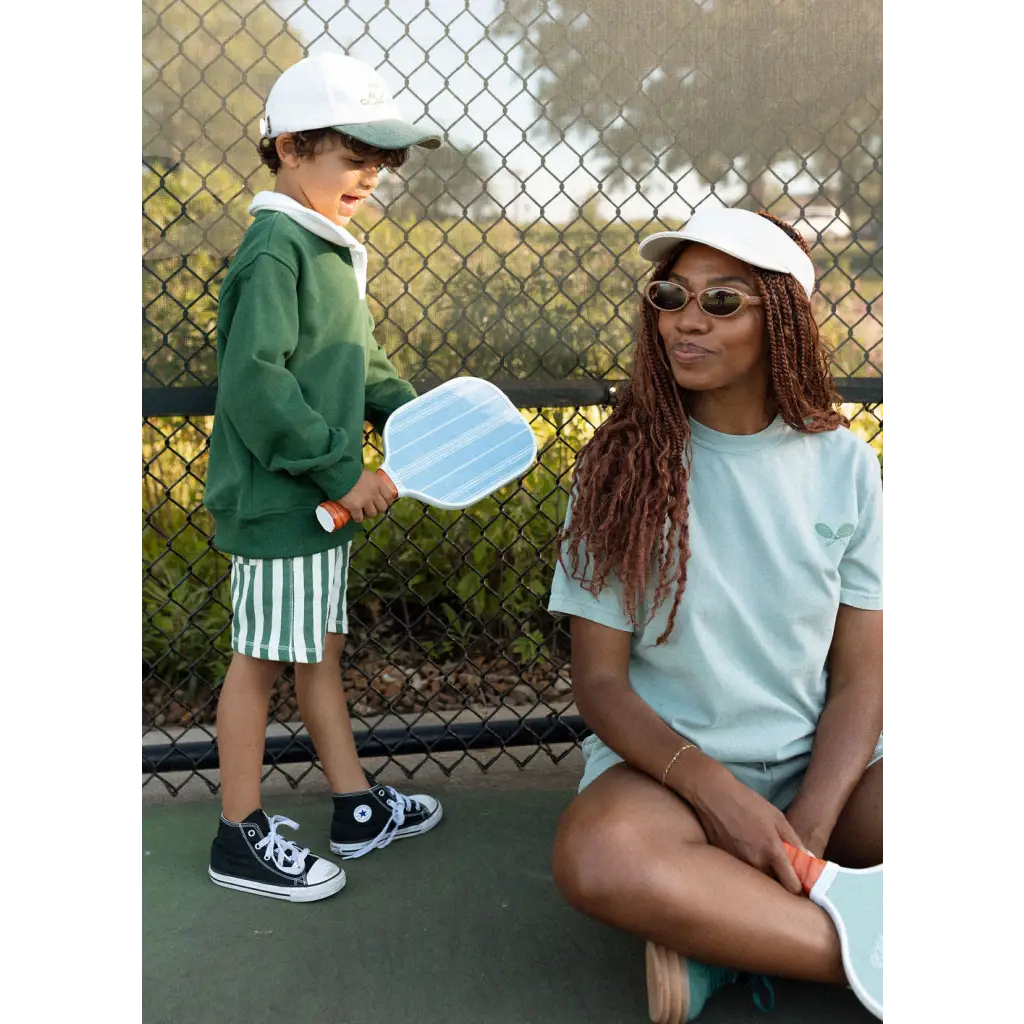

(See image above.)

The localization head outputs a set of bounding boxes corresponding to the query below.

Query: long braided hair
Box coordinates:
[560,210,847,644]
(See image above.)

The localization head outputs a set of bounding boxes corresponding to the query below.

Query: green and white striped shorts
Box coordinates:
[229,544,352,664]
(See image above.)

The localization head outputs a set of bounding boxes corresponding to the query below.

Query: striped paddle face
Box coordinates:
[383,378,537,507]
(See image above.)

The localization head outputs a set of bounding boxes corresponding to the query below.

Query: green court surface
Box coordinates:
[143,785,873,1024]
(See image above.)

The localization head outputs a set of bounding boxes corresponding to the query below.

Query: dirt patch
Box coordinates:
[143,647,572,728]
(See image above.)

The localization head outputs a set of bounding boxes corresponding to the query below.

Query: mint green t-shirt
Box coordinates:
[548,416,883,771]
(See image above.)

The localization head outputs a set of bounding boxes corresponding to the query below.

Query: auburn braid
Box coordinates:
[559,210,847,643]
[755,210,846,431]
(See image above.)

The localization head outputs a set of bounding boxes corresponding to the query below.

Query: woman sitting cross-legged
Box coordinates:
[547,205,882,1022]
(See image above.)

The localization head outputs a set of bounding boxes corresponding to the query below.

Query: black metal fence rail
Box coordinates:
[144,715,593,775]
[142,378,881,418]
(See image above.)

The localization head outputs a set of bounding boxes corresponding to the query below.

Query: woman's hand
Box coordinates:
[684,760,805,894]
[784,797,833,859]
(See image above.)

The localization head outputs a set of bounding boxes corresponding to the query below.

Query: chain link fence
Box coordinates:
[142,0,882,795]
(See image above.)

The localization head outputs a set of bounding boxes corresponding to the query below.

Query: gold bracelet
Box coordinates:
[661,741,697,786]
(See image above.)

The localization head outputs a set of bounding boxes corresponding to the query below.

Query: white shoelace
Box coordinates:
[345,787,421,860]
[254,815,310,876]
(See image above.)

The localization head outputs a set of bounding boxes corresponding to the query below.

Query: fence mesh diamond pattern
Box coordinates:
[143,0,882,794]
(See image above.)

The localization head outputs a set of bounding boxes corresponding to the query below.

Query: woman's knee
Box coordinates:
[552,766,710,914]
[551,800,670,914]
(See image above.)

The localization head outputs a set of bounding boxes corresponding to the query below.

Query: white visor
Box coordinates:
[637,206,815,298]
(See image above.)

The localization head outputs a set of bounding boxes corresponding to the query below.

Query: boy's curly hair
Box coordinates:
[258,128,409,174]
[559,211,847,645]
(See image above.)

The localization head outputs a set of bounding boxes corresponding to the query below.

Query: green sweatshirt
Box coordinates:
[204,205,416,558]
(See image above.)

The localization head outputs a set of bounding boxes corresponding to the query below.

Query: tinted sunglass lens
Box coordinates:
[649,282,687,310]
[699,288,743,316]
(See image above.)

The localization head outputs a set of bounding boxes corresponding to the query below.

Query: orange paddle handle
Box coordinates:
[317,470,398,533]
[783,841,827,894]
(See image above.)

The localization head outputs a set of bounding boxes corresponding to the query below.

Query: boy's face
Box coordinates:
[276,133,387,226]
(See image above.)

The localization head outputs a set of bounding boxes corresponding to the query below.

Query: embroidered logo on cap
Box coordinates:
[361,85,387,106]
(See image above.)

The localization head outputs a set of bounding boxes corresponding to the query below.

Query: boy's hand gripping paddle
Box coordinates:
[316,377,538,533]
[784,842,882,1019]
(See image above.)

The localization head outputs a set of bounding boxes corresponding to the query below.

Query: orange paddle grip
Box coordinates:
[782,841,826,894]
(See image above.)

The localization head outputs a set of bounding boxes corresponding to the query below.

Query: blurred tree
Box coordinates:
[143,0,304,173]
[375,145,498,221]
[492,0,881,232]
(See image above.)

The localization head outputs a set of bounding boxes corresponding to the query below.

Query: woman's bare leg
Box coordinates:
[551,763,845,984]
[824,758,882,868]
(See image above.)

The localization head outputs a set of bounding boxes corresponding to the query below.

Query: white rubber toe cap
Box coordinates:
[308,859,345,887]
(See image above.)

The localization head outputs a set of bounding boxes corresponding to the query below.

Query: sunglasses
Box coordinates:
[644,280,763,318]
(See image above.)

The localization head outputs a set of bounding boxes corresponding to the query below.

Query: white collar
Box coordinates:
[248,191,367,299]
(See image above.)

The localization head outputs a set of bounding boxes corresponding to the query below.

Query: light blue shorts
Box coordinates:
[578,733,884,811]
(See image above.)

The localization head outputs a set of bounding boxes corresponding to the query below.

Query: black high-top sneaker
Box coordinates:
[330,785,443,859]
[209,809,346,902]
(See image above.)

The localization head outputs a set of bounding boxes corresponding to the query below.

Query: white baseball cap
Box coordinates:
[638,206,815,298]
[259,53,442,151]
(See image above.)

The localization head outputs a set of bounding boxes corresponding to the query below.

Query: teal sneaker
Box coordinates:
[742,974,776,1012]
[646,942,739,1022]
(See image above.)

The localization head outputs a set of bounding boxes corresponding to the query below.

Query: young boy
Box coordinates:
[203,52,444,901]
